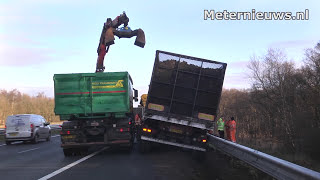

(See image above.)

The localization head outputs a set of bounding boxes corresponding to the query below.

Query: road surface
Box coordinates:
[0,136,267,180]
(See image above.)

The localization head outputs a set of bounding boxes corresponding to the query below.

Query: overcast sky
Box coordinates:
[0,0,319,104]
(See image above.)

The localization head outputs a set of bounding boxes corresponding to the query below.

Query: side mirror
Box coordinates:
[44,122,50,126]
[133,89,138,102]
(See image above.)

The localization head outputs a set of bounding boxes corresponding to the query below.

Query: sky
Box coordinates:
[0,0,319,105]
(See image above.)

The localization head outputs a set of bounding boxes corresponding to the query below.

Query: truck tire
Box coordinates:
[63,148,72,156]
[79,148,89,156]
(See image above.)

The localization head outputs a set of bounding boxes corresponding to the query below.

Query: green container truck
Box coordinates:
[54,72,138,156]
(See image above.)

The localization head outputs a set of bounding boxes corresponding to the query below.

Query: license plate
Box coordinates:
[91,122,99,126]
[9,132,18,136]
[169,127,183,134]
[62,135,76,139]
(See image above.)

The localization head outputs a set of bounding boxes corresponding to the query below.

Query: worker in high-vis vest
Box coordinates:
[216,116,225,138]
[229,117,236,142]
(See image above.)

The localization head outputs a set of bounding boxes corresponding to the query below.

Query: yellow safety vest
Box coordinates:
[217,118,225,131]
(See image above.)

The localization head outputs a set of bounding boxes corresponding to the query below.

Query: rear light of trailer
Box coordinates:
[202,139,207,143]
[129,122,131,125]
[67,130,70,134]
[143,128,152,133]
[120,128,123,132]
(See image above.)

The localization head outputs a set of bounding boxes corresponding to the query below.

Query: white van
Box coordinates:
[5,114,51,145]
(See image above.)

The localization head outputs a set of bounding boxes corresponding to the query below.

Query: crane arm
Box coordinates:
[96,12,145,72]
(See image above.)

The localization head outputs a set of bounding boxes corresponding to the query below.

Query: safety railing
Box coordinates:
[207,134,320,180]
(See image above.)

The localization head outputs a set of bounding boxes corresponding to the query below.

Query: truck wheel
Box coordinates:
[63,148,72,156]
[79,148,89,156]
[5,141,11,145]
[32,134,39,144]
[46,132,51,141]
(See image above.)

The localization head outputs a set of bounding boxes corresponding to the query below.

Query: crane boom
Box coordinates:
[96,12,145,72]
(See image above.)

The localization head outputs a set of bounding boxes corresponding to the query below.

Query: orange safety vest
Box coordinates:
[225,120,231,140]
[229,120,236,142]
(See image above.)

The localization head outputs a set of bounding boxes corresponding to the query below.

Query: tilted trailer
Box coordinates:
[139,50,227,154]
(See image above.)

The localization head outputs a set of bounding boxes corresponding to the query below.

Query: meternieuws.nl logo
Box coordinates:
[204,9,309,20]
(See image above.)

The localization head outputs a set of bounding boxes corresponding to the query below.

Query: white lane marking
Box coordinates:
[38,147,108,180]
[18,147,40,154]
[0,144,6,147]
[51,135,60,138]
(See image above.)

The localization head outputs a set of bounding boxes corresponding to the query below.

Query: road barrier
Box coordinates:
[208,134,320,180]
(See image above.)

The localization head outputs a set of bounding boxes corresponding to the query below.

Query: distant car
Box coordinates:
[5,114,51,145]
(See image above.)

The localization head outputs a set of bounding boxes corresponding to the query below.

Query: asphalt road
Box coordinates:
[0,136,266,180]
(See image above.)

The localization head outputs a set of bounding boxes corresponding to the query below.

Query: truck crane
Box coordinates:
[96,11,145,72]
[54,12,145,156]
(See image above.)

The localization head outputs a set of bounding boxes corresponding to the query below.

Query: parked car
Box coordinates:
[5,114,51,145]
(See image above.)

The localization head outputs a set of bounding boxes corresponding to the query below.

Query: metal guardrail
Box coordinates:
[208,134,320,180]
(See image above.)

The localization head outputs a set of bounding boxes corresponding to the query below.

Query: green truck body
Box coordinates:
[53,72,136,156]
[54,72,133,120]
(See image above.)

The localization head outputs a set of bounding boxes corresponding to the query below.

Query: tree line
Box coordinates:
[1,42,319,158]
[219,42,320,158]
[0,90,60,125]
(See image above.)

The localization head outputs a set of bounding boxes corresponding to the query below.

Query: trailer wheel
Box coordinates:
[63,148,72,156]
